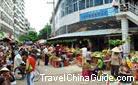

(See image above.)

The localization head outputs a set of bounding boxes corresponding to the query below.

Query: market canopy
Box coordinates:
[48,29,121,40]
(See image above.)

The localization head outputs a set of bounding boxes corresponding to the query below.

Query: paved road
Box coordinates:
[15,61,110,85]
[16,61,136,85]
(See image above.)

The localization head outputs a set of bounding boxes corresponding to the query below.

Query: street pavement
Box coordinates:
[16,61,136,85]
[16,61,109,85]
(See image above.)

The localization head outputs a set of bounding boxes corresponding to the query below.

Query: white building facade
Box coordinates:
[0,0,29,39]
[51,0,138,56]
[24,18,30,31]
[13,0,26,36]
[0,0,14,36]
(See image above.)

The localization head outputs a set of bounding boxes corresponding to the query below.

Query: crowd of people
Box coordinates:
[1,38,138,85]
[0,40,16,85]
[43,43,138,84]
[0,39,39,85]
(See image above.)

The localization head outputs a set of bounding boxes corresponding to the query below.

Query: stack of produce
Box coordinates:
[49,55,60,67]
[130,51,138,80]
[102,49,111,60]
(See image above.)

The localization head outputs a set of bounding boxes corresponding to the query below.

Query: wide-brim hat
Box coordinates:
[93,54,102,58]
[0,67,10,72]
[56,44,59,46]
[111,47,122,53]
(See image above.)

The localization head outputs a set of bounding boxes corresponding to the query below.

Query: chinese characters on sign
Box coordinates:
[80,7,118,21]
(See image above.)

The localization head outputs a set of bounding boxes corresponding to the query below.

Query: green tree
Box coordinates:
[19,34,29,42]
[38,24,51,39]
[109,39,125,47]
[0,32,5,39]
[18,31,38,42]
[28,31,38,42]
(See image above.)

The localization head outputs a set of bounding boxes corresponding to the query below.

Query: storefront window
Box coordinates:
[94,0,103,6]
[79,0,86,10]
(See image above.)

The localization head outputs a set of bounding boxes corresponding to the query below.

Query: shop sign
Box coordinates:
[80,7,118,21]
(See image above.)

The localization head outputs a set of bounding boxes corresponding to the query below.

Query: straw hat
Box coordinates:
[93,54,102,58]
[56,44,59,46]
[0,67,10,72]
[111,47,122,53]
[95,54,101,58]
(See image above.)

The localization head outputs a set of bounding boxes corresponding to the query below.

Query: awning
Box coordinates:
[48,29,121,40]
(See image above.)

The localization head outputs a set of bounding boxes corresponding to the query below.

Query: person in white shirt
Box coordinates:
[37,48,41,65]
[14,51,23,69]
[43,46,49,65]
[43,47,48,55]
[81,46,88,58]
[86,48,91,64]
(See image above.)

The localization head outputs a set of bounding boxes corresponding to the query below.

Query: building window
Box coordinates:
[90,0,94,7]
[86,0,90,8]
[61,3,65,17]
[73,2,78,12]
[94,0,103,6]
[68,4,73,14]
[105,0,113,4]
[79,0,86,10]
[65,6,69,15]
[72,0,78,12]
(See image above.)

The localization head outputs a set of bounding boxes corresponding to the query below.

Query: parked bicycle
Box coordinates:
[14,63,40,82]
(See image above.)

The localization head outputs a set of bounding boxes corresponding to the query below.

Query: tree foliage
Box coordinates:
[38,24,51,39]
[19,31,38,42]
[28,31,38,42]
[109,39,125,47]
[18,24,51,43]
[0,32,5,39]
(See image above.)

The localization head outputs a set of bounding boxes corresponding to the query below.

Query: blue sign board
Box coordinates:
[80,7,118,21]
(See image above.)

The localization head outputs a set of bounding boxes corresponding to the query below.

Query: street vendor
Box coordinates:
[60,51,67,67]
[111,47,122,78]
[86,48,91,64]
[91,54,104,76]
[55,44,61,57]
